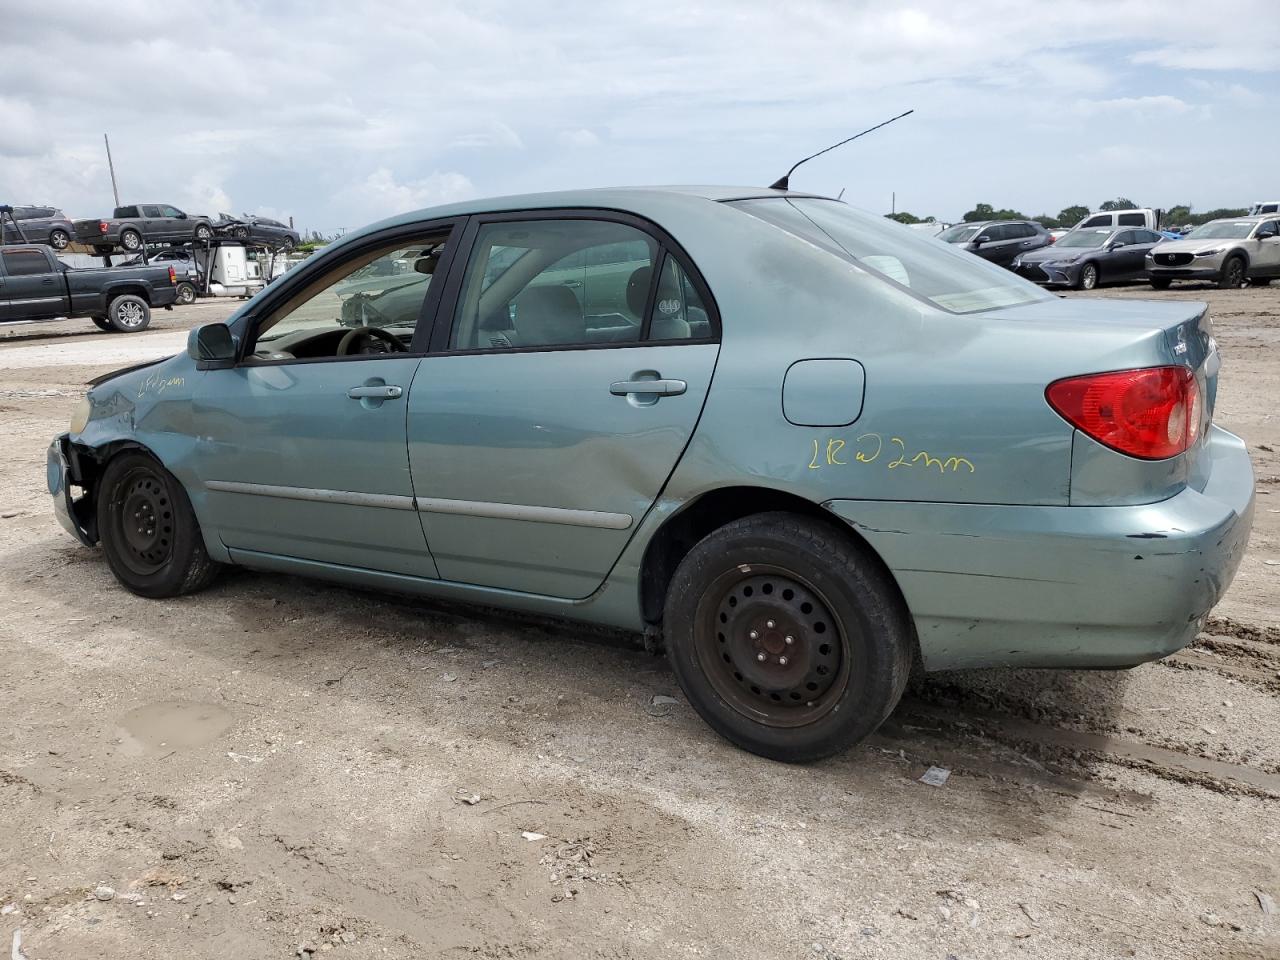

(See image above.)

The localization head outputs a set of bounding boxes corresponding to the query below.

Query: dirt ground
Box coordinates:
[1,286,1277,960]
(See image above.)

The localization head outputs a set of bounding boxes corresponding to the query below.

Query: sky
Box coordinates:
[1,1,1277,236]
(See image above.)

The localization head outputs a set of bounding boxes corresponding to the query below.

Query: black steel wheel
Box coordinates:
[664,512,913,762]
[98,452,220,598]
[1219,256,1245,289]
[49,229,70,249]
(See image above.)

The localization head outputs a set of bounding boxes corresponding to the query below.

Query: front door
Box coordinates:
[1254,220,1280,275]
[191,223,459,576]
[0,248,63,321]
[408,215,720,599]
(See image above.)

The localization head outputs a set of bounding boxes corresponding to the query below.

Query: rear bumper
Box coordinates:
[824,425,1255,671]
[48,434,97,547]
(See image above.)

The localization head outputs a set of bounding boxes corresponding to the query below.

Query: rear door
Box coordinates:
[140,205,166,241]
[1124,230,1162,278]
[407,212,720,598]
[0,248,65,321]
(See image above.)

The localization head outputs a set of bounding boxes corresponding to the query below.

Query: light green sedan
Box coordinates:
[48,187,1254,761]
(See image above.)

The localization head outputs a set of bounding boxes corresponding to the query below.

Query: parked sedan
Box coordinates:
[1146,215,1280,289]
[1012,227,1163,289]
[216,214,300,250]
[1,204,76,249]
[937,219,1053,269]
[47,187,1253,762]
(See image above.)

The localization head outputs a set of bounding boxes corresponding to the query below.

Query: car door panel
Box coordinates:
[0,249,64,320]
[193,357,436,576]
[407,343,718,598]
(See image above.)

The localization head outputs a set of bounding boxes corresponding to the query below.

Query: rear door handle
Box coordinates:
[610,378,686,397]
[347,385,402,400]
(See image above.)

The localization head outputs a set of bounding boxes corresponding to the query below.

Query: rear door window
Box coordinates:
[648,254,711,341]
[141,205,163,218]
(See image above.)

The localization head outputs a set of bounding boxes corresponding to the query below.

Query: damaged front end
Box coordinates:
[47,433,99,547]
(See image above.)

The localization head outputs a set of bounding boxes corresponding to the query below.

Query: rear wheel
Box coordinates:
[1219,256,1246,289]
[663,512,912,762]
[1149,278,1172,291]
[98,452,220,598]
[106,294,151,332]
[1076,262,1099,290]
[175,281,197,304]
[49,229,70,250]
[119,229,142,251]
[280,236,296,252]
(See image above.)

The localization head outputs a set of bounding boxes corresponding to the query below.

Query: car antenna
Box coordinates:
[769,109,914,191]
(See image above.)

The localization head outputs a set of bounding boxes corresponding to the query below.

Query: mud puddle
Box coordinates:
[116,700,234,757]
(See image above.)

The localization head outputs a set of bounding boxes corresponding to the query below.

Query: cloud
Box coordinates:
[338,168,475,220]
[558,128,601,149]
[1074,95,1196,117]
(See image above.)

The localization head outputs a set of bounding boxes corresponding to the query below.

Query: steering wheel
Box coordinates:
[336,326,408,356]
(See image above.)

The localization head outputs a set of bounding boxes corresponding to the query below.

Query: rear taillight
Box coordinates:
[1047,235,1056,244]
[168,266,176,284]
[1046,366,1200,460]
[99,221,108,233]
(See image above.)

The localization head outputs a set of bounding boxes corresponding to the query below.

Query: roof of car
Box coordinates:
[1207,214,1271,223]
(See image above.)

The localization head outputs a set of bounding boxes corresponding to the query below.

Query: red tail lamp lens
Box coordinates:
[1046,366,1200,460]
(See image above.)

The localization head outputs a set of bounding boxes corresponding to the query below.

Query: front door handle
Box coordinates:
[347,384,402,400]
[610,378,686,397]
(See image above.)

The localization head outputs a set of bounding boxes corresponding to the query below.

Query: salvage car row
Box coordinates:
[941,212,1280,291]
[1,202,299,251]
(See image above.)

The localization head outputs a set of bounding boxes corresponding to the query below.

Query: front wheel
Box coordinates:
[106,294,151,332]
[663,512,913,762]
[97,452,221,598]
[1076,262,1099,290]
[194,223,213,243]
[231,226,249,241]
[1219,256,1246,289]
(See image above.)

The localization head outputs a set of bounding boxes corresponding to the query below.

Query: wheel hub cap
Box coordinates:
[709,573,842,718]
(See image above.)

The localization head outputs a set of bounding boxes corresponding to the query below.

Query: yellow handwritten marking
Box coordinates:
[854,433,882,463]
[806,433,975,475]
[886,437,910,469]
[911,451,944,473]
[136,374,185,399]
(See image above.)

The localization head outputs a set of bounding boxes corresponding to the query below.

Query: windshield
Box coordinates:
[734,199,1050,314]
[1185,221,1257,240]
[937,224,981,243]
[1055,228,1114,249]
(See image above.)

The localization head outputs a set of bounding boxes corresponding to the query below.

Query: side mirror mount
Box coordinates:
[1108,241,1126,250]
[1259,226,1279,240]
[188,323,237,369]
[974,235,991,245]
[176,212,188,220]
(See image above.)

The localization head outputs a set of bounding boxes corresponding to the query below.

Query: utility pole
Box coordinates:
[891,191,896,215]
[104,134,120,208]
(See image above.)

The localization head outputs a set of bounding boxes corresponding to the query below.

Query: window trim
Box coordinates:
[427,208,722,356]
[232,216,467,367]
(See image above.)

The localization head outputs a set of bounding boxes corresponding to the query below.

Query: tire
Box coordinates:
[1251,277,1272,287]
[97,451,220,598]
[1076,262,1099,291]
[49,229,70,250]
[280,236,296,252]
[175,281,197,305]
[93,244,113,256]
[1218,256,1246,289]
[106,294,151,332]
[1149,278,1172,290]
[194,223,213,243]
[232,226,249,241]
[663,512,913,762]
[119,229,142,251]
[90,315,113,332]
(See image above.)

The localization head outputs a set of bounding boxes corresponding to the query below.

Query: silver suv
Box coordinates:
[1146,215,1280,289]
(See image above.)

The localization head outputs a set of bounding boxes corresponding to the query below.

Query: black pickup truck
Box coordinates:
[0,245,178,332]
[73,204,216,254]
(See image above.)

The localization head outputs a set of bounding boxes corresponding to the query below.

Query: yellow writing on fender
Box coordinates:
[808,434,974,474]
[136,373,185,399]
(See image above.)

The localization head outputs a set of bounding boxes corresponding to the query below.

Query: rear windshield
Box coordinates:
[734,199,1050,314]
[1056,228,1113,248]
[1186,221,1256,240]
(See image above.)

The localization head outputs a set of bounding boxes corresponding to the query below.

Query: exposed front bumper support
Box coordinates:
[47,433,98,547]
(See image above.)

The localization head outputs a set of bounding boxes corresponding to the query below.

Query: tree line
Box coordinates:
[886,198,1251,229]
